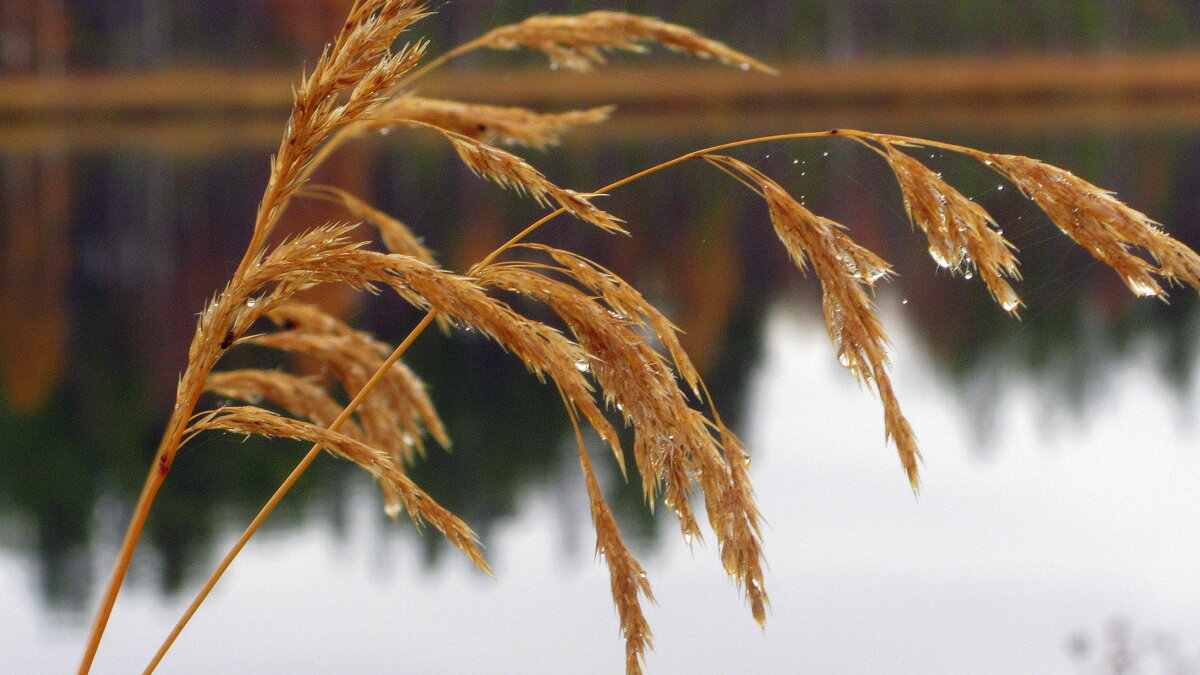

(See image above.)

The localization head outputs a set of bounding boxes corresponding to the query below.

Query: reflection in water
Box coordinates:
[13,302,1200,673]
[0,121,1198,618]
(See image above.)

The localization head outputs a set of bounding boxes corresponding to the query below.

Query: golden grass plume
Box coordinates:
[440,129,626,233]
[981,152,1200,297]
[297,184,438,264]
[81,4,1200,675]
[706,153,921,489]
[864,137,1023,313]
[473,10,777,74]
[372,96,615,149]
[185,405,488,572]
[479,251,766,623]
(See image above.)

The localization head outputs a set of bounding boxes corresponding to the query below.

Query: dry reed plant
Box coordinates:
[77,2,1200,674]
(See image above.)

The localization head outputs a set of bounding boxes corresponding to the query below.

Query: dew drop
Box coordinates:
[575,359,590,372]
[996,185,1004,191]
[901,298,909,305]
[379,128,390,136]
[963,271,975,280]
[245,298,257,308]
[837,352,852,367]
[740,63,751,71]
[822,151,830,157]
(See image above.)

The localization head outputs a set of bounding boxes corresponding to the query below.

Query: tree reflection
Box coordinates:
[1,126,1198,610]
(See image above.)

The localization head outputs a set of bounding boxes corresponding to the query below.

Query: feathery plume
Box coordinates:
[246,329,446,463]
[278,249,625,459]
[479,262,768,617]
[205,369,364,439]
[865,138,1023,313]
[298,185,438,265]
[714,424,768,626]
[473,11,776,74]
[706,154,920,490]
[517,243,702,397]
[371,96,614,149]
[441,130,626,234]
[254,8,429,248]
[480,265,690,516]
[576,434,654,675]
[982,152,1200,298]
[186,406,488,573]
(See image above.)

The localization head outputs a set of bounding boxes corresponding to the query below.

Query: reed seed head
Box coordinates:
[372,96,615,150]
[475,10,776,74]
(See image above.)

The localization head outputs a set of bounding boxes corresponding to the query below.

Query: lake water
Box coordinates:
[3,101,1200,672]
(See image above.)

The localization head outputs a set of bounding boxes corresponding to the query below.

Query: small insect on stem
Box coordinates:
[220,331,237,350]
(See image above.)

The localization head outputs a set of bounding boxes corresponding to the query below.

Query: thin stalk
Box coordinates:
[77,459,165,674]
[78,341,229,674]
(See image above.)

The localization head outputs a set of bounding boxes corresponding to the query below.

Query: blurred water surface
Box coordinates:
[3,93,1200,671]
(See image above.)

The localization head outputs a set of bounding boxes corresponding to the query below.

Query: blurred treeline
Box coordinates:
[3,0,1198,74]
